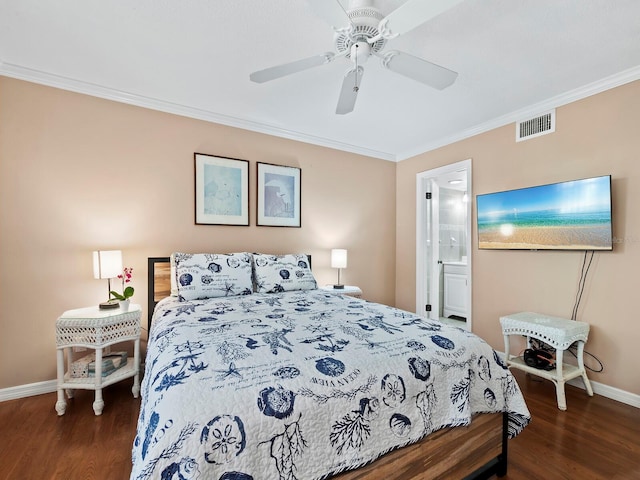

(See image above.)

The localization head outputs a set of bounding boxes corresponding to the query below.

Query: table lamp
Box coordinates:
[331,249,347,289]
[93,250,123,309]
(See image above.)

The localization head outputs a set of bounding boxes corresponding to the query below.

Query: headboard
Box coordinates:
[147,257,171,332]
[147,254,312,333]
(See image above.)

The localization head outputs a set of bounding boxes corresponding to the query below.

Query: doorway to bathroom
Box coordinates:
[416,159,472,330]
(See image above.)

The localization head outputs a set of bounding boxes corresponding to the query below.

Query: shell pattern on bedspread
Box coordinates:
[131,291,530,480]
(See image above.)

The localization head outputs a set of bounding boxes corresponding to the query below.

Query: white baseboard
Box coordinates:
[0,379,57,402]
[0,361,147,403]
[1,370,638,409]
[567,377,640,408]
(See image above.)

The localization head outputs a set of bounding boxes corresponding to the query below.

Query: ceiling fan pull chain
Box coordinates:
[354,44,359,92]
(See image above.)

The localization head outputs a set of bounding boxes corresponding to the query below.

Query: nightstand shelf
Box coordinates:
[55,304,141,416]
[506,356,585,380]
[60,357,137,388]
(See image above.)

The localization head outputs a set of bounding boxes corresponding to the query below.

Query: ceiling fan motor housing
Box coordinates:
[335,5,386,59]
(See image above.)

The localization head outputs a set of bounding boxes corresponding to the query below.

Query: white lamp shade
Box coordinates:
[331,249,348,269]
[93,250,123,279]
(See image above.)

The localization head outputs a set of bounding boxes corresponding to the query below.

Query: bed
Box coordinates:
[133,253,530,480]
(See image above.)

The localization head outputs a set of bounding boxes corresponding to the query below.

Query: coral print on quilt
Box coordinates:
[131,290,530,480]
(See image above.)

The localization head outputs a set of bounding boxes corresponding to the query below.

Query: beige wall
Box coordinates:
[0,77,396,389]
[396,80,640,396]
[2,75,638,398]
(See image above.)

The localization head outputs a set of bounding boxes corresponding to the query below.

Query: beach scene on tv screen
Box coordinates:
[477,176,612,250]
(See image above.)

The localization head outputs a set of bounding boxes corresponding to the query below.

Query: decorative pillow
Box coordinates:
[253,254,317,293]
[173,252,253,301]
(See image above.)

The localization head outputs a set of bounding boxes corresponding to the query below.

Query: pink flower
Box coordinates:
[112,267,134,300]
[118,267,133,284]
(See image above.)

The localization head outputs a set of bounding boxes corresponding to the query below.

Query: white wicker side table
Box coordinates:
[55,304,141,416]
[500,311,594,410]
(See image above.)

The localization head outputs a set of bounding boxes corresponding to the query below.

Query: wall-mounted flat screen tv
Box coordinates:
[477,175,613,250]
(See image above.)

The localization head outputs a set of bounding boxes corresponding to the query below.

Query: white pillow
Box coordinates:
[174,252,253,300]
[253,254,317,293]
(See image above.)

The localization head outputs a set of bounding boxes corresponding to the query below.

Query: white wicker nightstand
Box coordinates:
[320,285,362,298]
[500,311,594,410]
[55,304,141,416]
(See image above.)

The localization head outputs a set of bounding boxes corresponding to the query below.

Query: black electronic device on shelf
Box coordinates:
[523,348,555,371]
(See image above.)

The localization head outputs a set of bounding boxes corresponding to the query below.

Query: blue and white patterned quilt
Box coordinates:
[131,291,530,480]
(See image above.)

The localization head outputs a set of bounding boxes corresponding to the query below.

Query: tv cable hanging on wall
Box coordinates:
[568,250,604,373]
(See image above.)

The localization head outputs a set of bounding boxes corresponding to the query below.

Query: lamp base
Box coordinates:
[333,284,345,290]
[99,299,120,310]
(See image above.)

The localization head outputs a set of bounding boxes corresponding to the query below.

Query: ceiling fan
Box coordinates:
[250,0,462,115]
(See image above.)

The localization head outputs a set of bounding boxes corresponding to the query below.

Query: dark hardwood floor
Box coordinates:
[0,370,638,479]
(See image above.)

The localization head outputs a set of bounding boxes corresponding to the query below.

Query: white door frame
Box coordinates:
[416,159,472,329]
[428,178,441,322]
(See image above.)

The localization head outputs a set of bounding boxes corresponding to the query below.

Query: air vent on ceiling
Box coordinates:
[516,110,555,142]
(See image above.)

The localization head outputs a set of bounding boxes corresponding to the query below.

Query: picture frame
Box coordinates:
[194,153,249,226]
[257,162,301,227]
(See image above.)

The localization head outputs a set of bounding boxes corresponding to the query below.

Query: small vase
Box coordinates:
[119,299,130,311]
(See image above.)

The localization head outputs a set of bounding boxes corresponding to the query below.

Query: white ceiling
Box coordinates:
[1,0,639,161]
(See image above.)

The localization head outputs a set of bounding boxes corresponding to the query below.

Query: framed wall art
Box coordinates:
[194,153,249,226]
[257,162,301,227]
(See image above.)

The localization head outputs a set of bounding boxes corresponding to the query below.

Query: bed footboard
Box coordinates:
[332,412,508,480]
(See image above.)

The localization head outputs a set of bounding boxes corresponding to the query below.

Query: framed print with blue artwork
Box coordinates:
[257,162,301,227]
[194,153,249,226]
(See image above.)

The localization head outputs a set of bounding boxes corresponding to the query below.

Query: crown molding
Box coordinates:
[397,65,640,161]
[0,61,396,162]
[2,60,638,163]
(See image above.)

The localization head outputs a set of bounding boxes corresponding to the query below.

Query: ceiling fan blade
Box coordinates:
[336,66,364,115]
[306,0,353,30]
[382,51,458,90]
[378,0,463,39]
[250,52,335,83]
